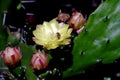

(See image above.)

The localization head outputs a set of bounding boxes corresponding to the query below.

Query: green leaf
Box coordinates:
[18,43,37,80]
[63,0,120,78]
[0,29,8,50]
[0,0,12,50]
[17,3,22,10]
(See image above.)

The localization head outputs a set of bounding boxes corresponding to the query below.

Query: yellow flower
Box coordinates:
[33,19,72,50]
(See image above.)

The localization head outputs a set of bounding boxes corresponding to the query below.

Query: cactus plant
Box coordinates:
[1,0,120,80]
[63,0,120,78]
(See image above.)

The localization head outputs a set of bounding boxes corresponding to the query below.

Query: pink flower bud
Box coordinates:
[0,46,22,68]
[56,10,70,22]
[30,50,48,71]
[68,11,86,31]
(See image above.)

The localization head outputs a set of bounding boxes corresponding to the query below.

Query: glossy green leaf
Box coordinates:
[63,0,120,78]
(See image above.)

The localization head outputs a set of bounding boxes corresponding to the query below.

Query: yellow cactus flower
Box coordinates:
[33,19,72,50]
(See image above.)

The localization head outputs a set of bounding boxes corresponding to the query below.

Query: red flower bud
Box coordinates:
[0,46,22,68]
[56,10,70,22]
[30,50,48,71]
[68,11,86,31]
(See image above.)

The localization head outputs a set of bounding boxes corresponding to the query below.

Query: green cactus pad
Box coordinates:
[63,0,120,78]
[18,43,37,80]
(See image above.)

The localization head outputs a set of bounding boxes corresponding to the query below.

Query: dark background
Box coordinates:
[7,0,102,27]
